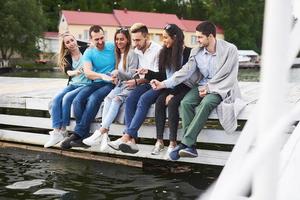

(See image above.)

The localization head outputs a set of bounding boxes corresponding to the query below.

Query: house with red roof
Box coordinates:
[58,9,224,48]
[59,10,119,42]
[39,32,59,53]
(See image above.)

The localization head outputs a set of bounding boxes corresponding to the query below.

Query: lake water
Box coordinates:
[1,67,300,82]
[0,148,220,200]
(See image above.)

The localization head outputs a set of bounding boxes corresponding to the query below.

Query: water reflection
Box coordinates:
[0,148,213,199]
[2,67,300,82]
[238,67,300,82]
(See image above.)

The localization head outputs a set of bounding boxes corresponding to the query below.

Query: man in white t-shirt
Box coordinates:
[108,23,162,153]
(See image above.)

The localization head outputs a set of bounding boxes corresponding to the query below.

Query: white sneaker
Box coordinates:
[151,142,164,155]
[60,130,68,137]
[164,146,175,160]
[100,133,110,151]
[82,130,103,146]
[107,138,124,151]
[44,130,64,148]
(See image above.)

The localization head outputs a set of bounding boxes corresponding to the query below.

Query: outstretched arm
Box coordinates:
[83,62,112,81]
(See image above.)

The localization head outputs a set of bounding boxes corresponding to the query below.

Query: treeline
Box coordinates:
[40,0,265,53]
[0,0,265,66]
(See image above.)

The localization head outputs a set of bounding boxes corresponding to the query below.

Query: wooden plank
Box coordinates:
[0,141,142,168]
[0,129,230,166]
[0,114,240,144]
[107,123,240,145]
[0,114,52,129]
[0,96,26,109]
[25,97,51,110]
[0,96,51,110]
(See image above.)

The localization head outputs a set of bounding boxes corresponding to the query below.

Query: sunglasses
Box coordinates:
[117,27,129,32]
[164,24,172,30]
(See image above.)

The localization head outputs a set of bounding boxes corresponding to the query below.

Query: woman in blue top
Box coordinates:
[82,27,138,150]
[44,33,90,148]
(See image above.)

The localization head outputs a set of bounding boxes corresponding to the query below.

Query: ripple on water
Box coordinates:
[33,188,69,196]
[6,179,45,189]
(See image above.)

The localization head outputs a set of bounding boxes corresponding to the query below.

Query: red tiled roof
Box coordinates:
[43,32,58,38]
[180,19,224,34]
[62,10,119,26]
[180,19,201,32]
[113,9,186,30]
[61,9,224,34]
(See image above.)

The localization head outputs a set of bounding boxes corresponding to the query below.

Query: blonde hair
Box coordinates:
[57,33,77,72]
[130,23,148,37]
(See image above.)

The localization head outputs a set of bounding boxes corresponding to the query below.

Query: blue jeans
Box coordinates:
[51,84,84,128]
[124,84,161,138]
[72,82,114,138]
[101,87,123,129]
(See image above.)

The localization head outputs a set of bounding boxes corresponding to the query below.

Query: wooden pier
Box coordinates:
[1,77,300,168]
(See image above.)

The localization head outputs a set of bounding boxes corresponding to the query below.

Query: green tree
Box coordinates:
[40,0,63,31]
[208,0,264,53]
[0,0,46,67]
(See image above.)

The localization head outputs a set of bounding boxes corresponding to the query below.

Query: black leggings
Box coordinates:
[155,84,190,141]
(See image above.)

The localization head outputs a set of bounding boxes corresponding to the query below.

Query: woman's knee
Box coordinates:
[104,95,113,104]
[53,91,65,103]
[62,94,73,107]
[155,95,166,107]
[168,99,180,112]
[112,96,122,104]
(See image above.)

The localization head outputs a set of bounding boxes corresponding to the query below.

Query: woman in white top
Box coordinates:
[83,27,138,150]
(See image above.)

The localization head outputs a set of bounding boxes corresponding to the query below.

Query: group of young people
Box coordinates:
[44,21,243,161]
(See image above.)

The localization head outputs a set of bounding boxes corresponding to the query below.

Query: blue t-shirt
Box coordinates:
[83,42,115,83]
[69,55,91,86]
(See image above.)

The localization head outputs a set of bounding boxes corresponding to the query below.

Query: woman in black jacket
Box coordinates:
[145,24,191,157]
[44,33,91,148]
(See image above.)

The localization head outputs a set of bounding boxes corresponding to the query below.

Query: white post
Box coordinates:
[199,1,296,200]
[253,0,291,199]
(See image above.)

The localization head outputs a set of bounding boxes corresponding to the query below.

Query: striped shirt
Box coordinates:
[195,47,217,86]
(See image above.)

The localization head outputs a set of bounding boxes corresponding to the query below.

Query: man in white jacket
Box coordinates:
[151,21,244,160]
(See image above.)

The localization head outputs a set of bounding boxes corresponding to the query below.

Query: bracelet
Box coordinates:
[134,78,138,86]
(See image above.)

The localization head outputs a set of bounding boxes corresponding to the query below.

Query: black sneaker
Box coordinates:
[60,134,80,149]
[70,139,89,148]
[119,141,139,154]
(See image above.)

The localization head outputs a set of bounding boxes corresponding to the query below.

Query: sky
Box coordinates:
[293,0,300,18]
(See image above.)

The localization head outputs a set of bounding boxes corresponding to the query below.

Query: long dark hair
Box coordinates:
[158,24,184,71]
[114,27,131,71]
